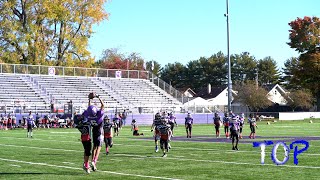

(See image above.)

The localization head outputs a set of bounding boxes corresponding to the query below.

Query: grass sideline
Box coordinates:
[0,120,320,180]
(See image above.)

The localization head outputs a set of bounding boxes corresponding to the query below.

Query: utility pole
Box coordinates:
[225,0,232,112]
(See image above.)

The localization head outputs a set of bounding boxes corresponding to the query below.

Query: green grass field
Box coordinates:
[1,120,320,180]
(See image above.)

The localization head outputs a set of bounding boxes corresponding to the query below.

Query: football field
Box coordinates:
[1,120,320,180]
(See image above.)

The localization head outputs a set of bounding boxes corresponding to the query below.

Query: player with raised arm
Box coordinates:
[185,113,193,138]
[75,113,92,174]
[103,116,113,155]
[229,115,240,150]
[213,112,222,138]
[84,92,105,172]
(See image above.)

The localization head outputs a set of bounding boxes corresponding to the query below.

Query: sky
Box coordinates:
[88,0,320,69]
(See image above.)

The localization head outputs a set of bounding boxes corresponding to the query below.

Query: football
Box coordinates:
[88,92,96,99]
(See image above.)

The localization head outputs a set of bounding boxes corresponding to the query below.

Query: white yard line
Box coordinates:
[113,153,320,169]
[9,164,21,167]
[62,162,75,165]
[1,142,320,169]
[0,158,181,180]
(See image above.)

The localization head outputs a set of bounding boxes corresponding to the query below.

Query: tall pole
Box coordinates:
[226,0,232,112]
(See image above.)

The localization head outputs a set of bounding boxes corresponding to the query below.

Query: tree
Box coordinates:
[284,89,314,111]
[99,48,126,69]
[231,52,257,84]
[235,81,272,112]
[145,60,162,77]
[288,16,320,111]
[280,57,300,90]
[0,0,108,66]
[160,62,186,88]
[257,56,280,85]
[288,16,320,54]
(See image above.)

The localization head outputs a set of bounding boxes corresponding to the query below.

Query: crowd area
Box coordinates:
[0,112,75,130]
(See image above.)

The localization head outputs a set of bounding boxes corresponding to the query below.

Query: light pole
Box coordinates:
[225,0,232,112]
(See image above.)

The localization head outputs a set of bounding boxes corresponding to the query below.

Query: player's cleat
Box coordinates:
[83,163,91,174]
[232,147,235,150]
[162,153,167,157]
[235,147,239,151]
[90,162,97,171]
[155,147,159,152]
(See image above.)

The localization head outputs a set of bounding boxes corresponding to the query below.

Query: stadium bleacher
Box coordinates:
[0,73,183,114]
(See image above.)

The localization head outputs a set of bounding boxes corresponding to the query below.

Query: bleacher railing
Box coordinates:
[0,63,190,104]
[148,73,191,104]
[0,63,150,79]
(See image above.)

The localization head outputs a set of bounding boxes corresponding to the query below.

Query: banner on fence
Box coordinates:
[48,67,55,76]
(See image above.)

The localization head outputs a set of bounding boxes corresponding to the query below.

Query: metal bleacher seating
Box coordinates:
[29,75,123,109]
[0,74,49,113]
[98,77,182,110]
[0,73,183,114]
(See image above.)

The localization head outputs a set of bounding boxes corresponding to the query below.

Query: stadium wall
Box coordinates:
[279,112,320,120]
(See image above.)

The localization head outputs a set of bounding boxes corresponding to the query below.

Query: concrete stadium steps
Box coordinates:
[0,74,47,109]
[99,78,182,109]
[29,75,122,108]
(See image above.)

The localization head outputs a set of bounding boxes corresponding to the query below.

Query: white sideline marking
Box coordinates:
[62,162,75,165]
[2,138,320,157]
[109,159,123,161]
[113,153,320,169]
[9,164,21,167]
[50,132,78,134]
[0,158,181,180]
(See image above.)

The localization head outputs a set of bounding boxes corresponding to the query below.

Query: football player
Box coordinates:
[151,112,162,152]
[229,115,240,150]
[156,120,172,157]
[75,114,92,174]
[131,119,144,136]
[213,113,222,138]
[248,114,257,139]
[223,113,230,138]
[26,111,36,138]
[185,113,193,138]
[103,116,113,155]
[84,92,105,172]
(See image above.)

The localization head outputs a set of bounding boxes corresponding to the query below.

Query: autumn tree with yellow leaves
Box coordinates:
[0,0,108,67]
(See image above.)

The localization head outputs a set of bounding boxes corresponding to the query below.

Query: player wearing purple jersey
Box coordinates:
[229,115,240,150]
[185,113,193,138]
[85,93,105,172]
[26,111,36,138]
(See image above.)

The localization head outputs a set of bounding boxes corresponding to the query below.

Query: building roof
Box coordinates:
[196,85,227,99]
